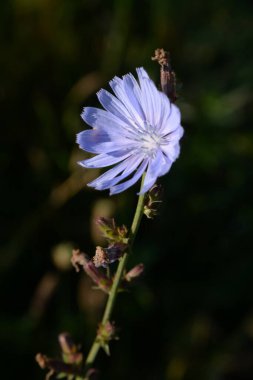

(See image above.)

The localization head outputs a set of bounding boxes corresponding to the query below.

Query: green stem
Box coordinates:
[85,175,146,367]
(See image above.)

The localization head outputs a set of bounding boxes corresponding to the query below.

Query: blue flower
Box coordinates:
[77,67,184,195]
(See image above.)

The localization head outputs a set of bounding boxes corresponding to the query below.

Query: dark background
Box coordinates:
[1,0,253,379]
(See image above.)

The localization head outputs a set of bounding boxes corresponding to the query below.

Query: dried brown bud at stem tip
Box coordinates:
[151,48,177,102]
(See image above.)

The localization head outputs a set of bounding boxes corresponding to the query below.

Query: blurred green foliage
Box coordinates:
[1,0,253,379]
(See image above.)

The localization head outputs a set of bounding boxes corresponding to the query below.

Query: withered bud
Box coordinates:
[85,260,112,292]
[58,332,83,365]
[96,217,115,235]
[93,243,127,268]
[96,217,129,245]
[35,353,82,377]
[36,353,48,369]
[106,243,127,263]
[125,263,144,282]
[97,321,116,342]
[151,48,177,102]
[144,184,163,219]
[93,246,109,268]
[71,249,111,292]
[151,48,170,66]
[97,321,118,355]
[117,225,128,243]
[58,332,77,355]
[71,249,89,272]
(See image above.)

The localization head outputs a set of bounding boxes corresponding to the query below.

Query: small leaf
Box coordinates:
[101,342,110,356]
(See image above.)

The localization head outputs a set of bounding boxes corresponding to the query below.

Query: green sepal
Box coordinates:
[101,342,110,356]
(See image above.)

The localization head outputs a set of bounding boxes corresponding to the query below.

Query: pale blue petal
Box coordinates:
[77,129,110,153]
[122,74,142,105]
[97,89,131,124]
[136,67,161,126]
[122,74,146,125]
[136,67,149,80]
[110,159,148,195]
[109,76,144,128]
[78,150,132,168]
[77,129,135,154]
[157,92,172,132]
[158,154,173,176]
[160,103,181,135]
[87,155,140,190]
[162,142,181,161]
[139,150,168,194]
[167,125,184,141]
[81,107,133,137]
[101,154,144,189]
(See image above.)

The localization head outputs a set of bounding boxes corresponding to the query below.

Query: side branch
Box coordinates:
[85,175,146,367]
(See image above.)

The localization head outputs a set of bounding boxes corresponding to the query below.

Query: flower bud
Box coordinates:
[96,217,129,245]
[97,321,118,355]
[96,217,116,239]
[125,263,144,282]
[35,353,83,377]
[58,332,83,365]
[71,249,89,272]
[71,249,112,292]
[85,260,112,292]
[58,332,76,355]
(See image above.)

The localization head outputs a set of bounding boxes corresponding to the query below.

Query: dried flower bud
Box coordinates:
[96,217,129,245]
[97,321,118,355]
[35,353,83,378]
[36,353,48,369]
[93,243,127,268]
[93,246,109,268]
[151,48,177,102]
[106,243,127,263]
[71,249,111,292]
[117,224,128,244]
[85,260,112,292]
[125,263,144,282]
[144,184,163,219]
[71,249,89,272]
[58,332,83,365]
[96,217,116,238]
[58,332,76,355]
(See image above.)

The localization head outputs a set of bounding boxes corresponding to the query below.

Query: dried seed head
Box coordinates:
[152,48,178,102]
[93,246,109,268]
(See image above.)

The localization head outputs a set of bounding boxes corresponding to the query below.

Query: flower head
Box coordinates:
[77,68,184,195]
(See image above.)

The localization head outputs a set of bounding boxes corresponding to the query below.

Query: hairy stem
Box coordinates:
[85,175,146,368]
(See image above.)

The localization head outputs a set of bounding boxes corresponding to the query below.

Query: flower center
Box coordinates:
[139,125,161,156]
